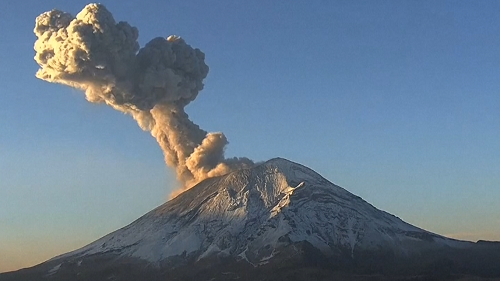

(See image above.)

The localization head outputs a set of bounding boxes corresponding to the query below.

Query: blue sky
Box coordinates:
[1,0,499,272]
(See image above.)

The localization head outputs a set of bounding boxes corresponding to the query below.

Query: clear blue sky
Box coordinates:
[1,0,499,273]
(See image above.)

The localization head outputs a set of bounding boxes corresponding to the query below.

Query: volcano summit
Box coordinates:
[2,158,499,281]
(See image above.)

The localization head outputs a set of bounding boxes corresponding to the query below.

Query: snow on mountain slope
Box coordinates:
[55,158,472,265]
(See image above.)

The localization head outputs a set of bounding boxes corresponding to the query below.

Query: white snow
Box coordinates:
[53,158,474,266]
[47,263,61,276]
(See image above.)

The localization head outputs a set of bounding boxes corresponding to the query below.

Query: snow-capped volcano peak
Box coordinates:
[7,158,497,281]
[57,158,470,265]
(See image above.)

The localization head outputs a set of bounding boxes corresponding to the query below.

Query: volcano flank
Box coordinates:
[2,158,499,281]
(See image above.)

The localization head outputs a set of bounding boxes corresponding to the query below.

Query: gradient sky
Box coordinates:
[1,0,499,273]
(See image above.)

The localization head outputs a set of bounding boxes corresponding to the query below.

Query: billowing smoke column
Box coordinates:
[34,3,253,194]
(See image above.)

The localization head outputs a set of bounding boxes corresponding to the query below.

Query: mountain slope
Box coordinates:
[53,158,468,265]
[2,158,499,281]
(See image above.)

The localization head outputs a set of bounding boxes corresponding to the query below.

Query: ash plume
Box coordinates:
[33,3,253,194]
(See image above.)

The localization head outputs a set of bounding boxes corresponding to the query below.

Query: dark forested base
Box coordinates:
[2,242,499,281]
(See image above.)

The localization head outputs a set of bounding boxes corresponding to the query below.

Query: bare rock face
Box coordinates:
[2,158,499,281]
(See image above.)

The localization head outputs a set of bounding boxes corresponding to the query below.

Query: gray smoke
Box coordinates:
[34,3,253,195]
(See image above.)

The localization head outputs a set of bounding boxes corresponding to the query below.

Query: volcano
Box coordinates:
[2,158,499,281]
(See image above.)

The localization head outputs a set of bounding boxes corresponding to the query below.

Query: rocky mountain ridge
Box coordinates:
[54,158,469,266]
[2,158,499,281]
